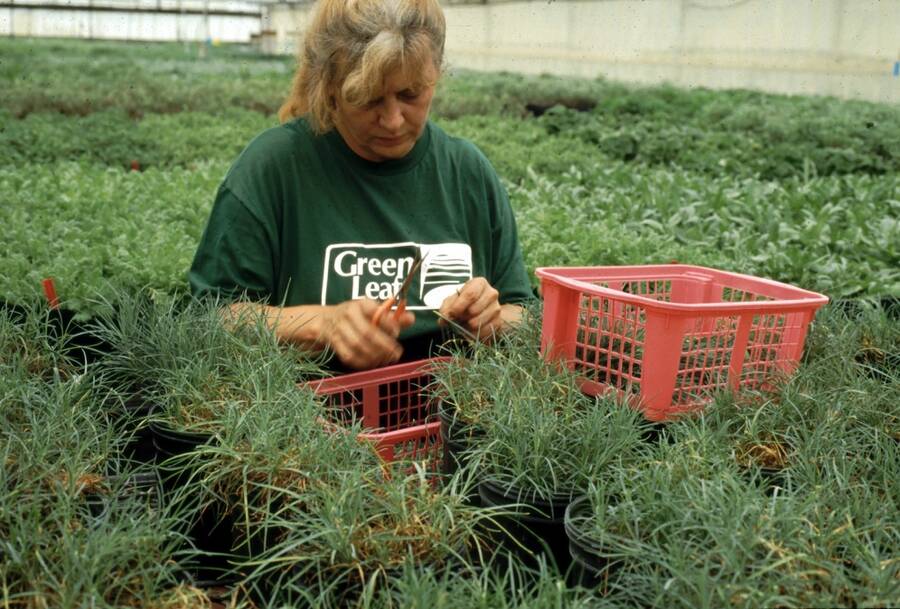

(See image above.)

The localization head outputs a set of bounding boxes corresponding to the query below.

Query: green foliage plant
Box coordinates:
[568,306,900,607]
[0,162,225,316]
[0,360,197,608]
[434,309,649,502]
[190,407,489,606]
[0,303,73,386]
[90,292,325,433]
[362,557,602,609]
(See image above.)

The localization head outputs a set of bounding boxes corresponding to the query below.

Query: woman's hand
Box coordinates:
[438,277,522,341]
[320,298,415,369]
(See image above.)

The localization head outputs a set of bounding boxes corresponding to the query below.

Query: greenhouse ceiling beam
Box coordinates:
[0,2,260,16]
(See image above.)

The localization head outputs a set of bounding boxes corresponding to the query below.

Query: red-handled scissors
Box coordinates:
[371,249,423,327]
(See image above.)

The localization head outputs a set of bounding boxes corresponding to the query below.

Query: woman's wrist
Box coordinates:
[226,302,334,352]
[499,303,524,328]
[275,304,335,351]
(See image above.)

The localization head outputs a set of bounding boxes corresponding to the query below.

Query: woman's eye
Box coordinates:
[399,90,420,101]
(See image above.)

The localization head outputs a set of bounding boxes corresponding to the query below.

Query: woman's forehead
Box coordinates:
[382,60,438,91]
[337,46,439,105]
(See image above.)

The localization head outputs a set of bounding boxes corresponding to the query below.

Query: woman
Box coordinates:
[189,0,532,371]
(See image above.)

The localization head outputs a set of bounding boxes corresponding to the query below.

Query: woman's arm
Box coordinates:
[225,299,414,370]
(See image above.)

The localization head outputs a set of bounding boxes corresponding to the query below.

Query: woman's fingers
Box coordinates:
[439,278,503,340]
[442,278,491,318]
[327,299,409,369]
[465,302,502,337]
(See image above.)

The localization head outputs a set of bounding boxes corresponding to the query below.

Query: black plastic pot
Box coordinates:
[758,466,788,493]
[150,415,217,497]
[116,392,157,464]
[833,296,900,320]
[477,478,573,573]
[1,301,110,371]
[150,419,214,464]
[47,308,112,366]
[741,464,789,495]
[0,300,29,324]
[564,495,620,590]
[737,440,793,496]
[640,421,670,444]
[885,296,900,319]
[438,401,485,476]
[84,470,162,522]
[149,414,237,585]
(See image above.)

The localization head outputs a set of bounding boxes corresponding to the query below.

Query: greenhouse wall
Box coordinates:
[0,0,261,42]
[264,0,900,104]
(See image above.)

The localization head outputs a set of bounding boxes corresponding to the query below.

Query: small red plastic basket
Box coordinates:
[306,358,447,474]
[536,265,828,421]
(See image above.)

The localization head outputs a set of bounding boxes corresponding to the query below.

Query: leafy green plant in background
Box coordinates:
[533,93,899,181]
[0,162,225,316]
[2,38,898,316]
[511,164,899,298]
[3,156,894,316]
[3,38,897,182]
[0,108,274,169]
[0,38,292,118]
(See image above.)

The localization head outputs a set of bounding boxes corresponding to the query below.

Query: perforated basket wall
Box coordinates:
[307,358,447,474]
[536,265,828,421]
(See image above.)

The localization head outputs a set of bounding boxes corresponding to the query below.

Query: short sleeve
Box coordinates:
[188,185,275,303]
[484,167,534,305]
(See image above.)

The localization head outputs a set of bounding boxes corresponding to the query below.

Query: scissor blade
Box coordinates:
[396,249,423,302]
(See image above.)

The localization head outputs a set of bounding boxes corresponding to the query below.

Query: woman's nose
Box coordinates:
[378,97,404,131]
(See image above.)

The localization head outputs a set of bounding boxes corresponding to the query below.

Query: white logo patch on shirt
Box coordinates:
[321,242,473,308]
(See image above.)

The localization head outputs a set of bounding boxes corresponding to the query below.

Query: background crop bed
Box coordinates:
[1,37,897,314]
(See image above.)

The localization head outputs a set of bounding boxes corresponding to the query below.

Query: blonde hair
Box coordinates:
[278,0,446,133]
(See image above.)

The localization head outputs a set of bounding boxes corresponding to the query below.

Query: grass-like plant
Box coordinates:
[476,390,648,502]
[575,436,899,607]
[0,364,206,608]
[232,464,489,607]
[169,376,489,606]
[90,293,326,433]
[0,304,74,385]
[360,557,601,609]
[434,308,650,502]
[431,304,547,432]
[567,307,900,607]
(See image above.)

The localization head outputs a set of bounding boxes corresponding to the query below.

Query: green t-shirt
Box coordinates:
[189,118,532,345]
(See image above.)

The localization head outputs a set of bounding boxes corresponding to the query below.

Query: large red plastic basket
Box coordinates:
[306,358,447,474]
[536,265,828,421]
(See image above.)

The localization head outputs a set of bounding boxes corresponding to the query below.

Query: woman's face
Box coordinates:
[332,61,438,162]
